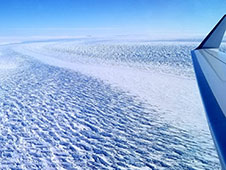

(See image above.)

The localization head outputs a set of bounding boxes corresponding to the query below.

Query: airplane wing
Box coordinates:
[191,15,226,169]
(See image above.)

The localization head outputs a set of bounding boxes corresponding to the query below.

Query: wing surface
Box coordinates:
[192,15,226,169]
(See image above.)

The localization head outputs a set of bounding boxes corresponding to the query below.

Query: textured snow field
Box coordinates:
[0,39,224,169]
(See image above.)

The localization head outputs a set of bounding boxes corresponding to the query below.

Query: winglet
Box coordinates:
[196,15,226,49]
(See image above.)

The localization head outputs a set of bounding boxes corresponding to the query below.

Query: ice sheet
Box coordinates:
[0,39,221,169]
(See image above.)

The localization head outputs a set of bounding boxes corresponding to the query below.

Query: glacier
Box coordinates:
[0,38,224,169]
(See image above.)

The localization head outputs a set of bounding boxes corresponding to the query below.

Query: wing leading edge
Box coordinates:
[191,15,226,169]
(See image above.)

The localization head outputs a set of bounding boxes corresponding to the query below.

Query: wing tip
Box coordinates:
[196,15,226,50]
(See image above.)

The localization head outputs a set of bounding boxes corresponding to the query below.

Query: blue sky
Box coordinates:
[0,0,225,39]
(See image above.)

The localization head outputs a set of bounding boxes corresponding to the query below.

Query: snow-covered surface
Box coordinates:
[13,40,204,130]
[0,38,223,169]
